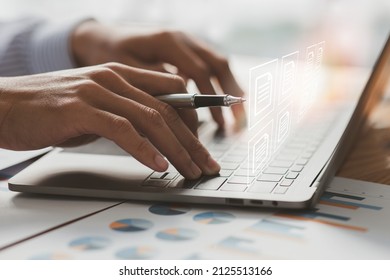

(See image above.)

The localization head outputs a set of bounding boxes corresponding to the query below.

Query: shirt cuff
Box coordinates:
[29,18,91,74]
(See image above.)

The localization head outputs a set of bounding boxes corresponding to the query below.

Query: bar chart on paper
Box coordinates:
[277,191,382,232]
[231,177,390,259]
[273,186,384,233]
[246,218,305,240]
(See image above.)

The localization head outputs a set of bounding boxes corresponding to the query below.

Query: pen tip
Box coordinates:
[225,95,246,106]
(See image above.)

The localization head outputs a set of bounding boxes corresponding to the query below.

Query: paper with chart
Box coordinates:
[0,178,122,250]
[1,176,389,259]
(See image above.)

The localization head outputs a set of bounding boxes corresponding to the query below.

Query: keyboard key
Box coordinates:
[306,146,318,153]
[285,172,299,179]
[241,161,266,171]
[234,169,251,177]
[227,176,254,184]
[296,158,308,165]
[209,151,224,158]
[164,172,178,180]
[301,152,313,159]
[248,182,277,193]
[218,170,233,177]
[150,172,166,179]
[239,161,250,169]
[221,155,246,163]
[208,143,230,152]
[280,179,294,186]
[269,160,293,168]
[142,179,169,188]
[150,171,178,180]
[290,165,304,172]
[238,169,260,178]
[263,167,288,175]
[276,154,297,161]
[274,187,288,194]
[257,174,283,182]
[279,148,301,156]
[226,150,246,157]
[220,184,247,192]
[166,165,178,172]
[169,176,199,189]
[195,177,226,191]
[220,162,240,170]
[287,143,306,149]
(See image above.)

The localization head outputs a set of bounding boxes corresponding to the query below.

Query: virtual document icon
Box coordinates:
[279,51,299,105]
[253,133,269,166]
[306,47,315,73]
[247,120,273,175]
[248,59,277,129]
[281,62,294,96]
[299,44,317,120]
[255,73,273,116]
[277,111,290,143]
[315,41,325,71]
[304,44,316,91]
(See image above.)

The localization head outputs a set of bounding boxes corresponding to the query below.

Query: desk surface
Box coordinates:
[338,98,390,184]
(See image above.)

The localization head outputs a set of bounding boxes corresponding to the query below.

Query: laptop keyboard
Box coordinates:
[142,115,334,195]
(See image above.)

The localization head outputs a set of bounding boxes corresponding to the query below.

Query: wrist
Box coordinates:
[71,20,111,67]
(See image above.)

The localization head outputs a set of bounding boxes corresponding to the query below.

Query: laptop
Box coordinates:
[8,34,390,209]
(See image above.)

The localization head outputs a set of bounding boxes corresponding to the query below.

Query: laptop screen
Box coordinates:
[348,34,390,136]
[329,34,390,176]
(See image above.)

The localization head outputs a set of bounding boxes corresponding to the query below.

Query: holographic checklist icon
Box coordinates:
[279,51,299,105]
[277,111,290,143]
[247,120,274,175]
[255,73,273,117]
[248,59,278,130]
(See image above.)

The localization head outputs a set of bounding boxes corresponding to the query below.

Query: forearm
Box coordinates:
[0,17,85,76]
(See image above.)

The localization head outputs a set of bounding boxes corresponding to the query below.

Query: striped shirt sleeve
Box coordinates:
[0,17,85,77]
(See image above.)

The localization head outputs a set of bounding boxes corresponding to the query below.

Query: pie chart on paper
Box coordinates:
[156,228,198,241]
[30,252,72,260]
[149,204,191,216]
[69,236,110,251]
[193,211,235,225]
[109,218,153,232]
[116,246,157,260]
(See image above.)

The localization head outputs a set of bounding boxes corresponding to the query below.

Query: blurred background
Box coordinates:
[0,0,389,67]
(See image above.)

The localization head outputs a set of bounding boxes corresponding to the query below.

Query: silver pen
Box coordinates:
[155,93,246,108]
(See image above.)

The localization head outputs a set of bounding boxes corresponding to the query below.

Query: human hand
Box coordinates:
[71,20,246,130]
[0,63,220,179]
